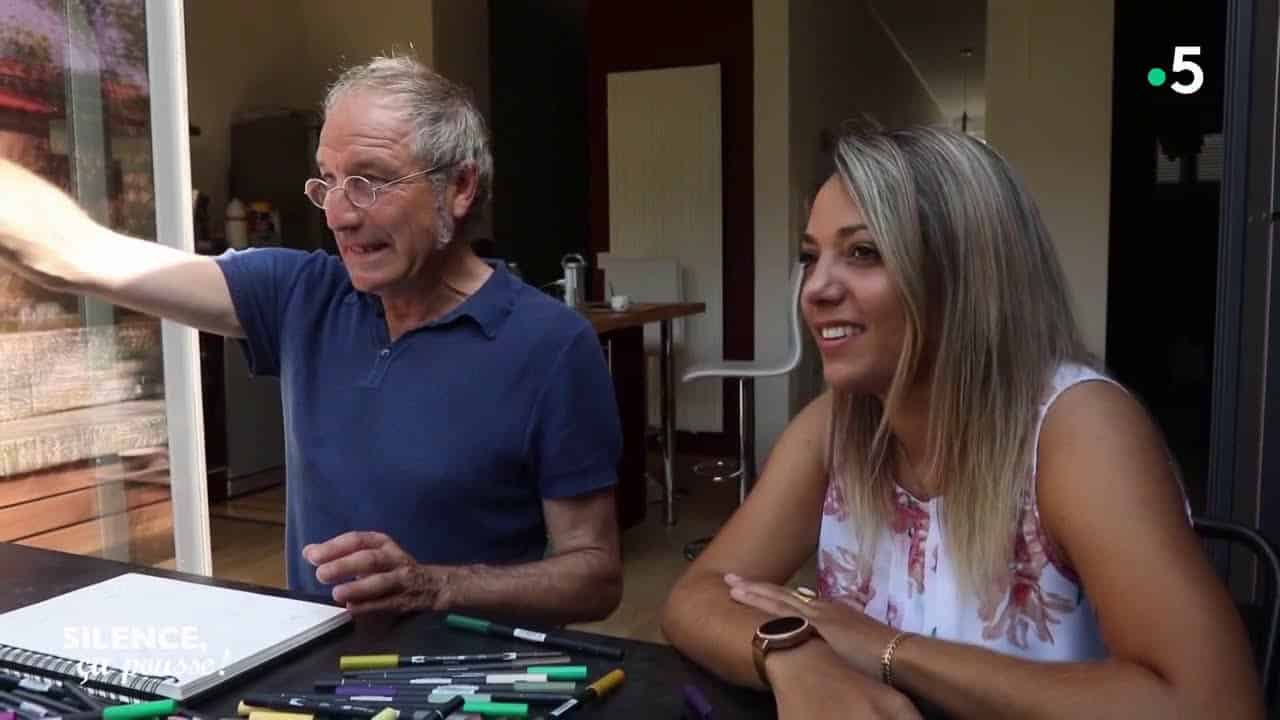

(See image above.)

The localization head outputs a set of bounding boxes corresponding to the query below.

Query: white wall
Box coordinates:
[986,0,1114,359]
[752,0,944,470]
[753,0,793,470]
[607,65,725,433]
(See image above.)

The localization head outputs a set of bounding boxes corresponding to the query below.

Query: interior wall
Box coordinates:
[588,0,755,458]
[753,0,792,470]
[298,0,435,103]
[752,0,944,469]
[432,0,490,122]
[986,0,1114,359]
[432,0,492,243]
[185,0,435,233]
[184,0,311,233]
[607,65,725,433]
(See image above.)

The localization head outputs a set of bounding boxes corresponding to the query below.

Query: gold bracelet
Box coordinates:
[880,631,917,687]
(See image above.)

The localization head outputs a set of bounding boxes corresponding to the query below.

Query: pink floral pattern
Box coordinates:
[978,494,1078,648]
[818,546,875,612]
[822,475,849,521]
[891,489,930,597]
[815,364,1113,664]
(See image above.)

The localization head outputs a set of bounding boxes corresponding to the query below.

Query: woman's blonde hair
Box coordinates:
[826,123,1094,594]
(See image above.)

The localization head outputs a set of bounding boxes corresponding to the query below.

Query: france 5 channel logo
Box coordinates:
[1147,46,1204,95]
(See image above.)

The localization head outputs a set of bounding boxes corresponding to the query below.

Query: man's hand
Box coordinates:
[0,158,95,288]
[303,531,458,614]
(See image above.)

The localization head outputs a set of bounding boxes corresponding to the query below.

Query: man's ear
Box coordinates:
[448,163,480,222]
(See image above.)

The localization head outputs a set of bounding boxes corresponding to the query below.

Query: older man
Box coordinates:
[0,55,623,624]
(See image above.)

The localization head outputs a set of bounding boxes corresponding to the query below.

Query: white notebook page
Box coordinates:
[0,572,349,699]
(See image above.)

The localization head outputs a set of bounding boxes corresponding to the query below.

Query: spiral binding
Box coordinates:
[0,643,174,702]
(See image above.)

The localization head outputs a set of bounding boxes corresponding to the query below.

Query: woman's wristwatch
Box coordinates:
[751,616,815,687]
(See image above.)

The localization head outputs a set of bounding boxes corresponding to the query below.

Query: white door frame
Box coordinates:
[145,0,212,575]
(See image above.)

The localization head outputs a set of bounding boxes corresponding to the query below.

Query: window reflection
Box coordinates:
[0,0,174,565]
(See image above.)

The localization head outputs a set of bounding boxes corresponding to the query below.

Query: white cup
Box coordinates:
[610,294,631,311]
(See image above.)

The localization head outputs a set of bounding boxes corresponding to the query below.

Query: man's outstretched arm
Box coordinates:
[0,157,243,337]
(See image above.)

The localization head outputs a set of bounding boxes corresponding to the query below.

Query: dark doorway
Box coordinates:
[488,0,590,288]
[1107,0,1228,514]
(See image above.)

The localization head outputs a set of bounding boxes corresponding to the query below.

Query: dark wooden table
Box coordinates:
[0,543,772,719]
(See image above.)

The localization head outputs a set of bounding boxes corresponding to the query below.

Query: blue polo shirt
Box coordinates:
[213,249,622,595]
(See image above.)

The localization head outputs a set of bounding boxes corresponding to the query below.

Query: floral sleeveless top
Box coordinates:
[817,364,1112,660]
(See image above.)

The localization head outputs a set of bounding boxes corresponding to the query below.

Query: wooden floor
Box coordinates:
[201,453,816,644]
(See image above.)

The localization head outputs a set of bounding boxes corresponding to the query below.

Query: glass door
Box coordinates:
[0,0,209,571]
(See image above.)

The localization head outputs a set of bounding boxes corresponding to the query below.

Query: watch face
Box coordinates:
[759,616,808,638]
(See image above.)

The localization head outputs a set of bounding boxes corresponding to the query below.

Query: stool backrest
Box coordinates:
[1192,515,1280,706]
[779,261,805,374]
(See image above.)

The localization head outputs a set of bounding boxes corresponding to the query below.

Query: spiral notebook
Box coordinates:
[0,572,350,701]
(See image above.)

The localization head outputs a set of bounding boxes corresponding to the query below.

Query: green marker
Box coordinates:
[525,667,586,681]
[55,698,179,720]
[461,700,528,718]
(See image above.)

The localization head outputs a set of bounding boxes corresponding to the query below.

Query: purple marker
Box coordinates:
[0,711,16,720]
[682,684,713,719]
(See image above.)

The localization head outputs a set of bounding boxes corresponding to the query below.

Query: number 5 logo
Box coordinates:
[1171,46,1204,95]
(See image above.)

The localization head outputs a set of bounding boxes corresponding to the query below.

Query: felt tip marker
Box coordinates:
[343,656,571,676]
[407,696,463,720]
[426,691,572,705]
[50,698,179,720]
[444,615,624,660]
[404,667,585,683]
[339,653,562,671]
[332,682,577,697]
[531,669,624,719]
[239,695,384,719]
[459,701,527,718]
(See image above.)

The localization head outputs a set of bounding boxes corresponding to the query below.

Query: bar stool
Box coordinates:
[681,262,805,560]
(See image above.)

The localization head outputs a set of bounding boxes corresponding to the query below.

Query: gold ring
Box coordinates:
[792,586,817,604]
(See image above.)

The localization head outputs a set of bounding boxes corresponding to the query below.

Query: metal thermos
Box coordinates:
[561,253,586,306]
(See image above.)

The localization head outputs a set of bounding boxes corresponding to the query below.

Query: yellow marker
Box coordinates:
[238,703,314,720]
[369,708,399,720]
[535,669,624,718]
[245,712,313,720]
[339,654,400,671]
[589,668,625,697]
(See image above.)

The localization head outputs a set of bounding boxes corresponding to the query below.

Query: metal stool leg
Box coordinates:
[685,377,753,560]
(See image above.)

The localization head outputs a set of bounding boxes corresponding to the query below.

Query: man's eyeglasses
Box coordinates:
[303,162,456,210]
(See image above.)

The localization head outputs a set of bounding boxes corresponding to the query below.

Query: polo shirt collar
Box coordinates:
[436,259,518,338]
[349,259,518,340]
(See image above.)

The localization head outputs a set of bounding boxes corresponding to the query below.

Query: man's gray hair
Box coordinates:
[324,54,493,231]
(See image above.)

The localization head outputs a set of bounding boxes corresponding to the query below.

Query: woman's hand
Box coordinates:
[726,572,898,678]
[767,637,921,720]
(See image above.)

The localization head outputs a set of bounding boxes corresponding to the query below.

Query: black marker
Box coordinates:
[239,695,386,719]
[444,614,624,660]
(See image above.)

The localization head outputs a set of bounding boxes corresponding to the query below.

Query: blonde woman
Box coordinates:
[661,125,1263,719]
